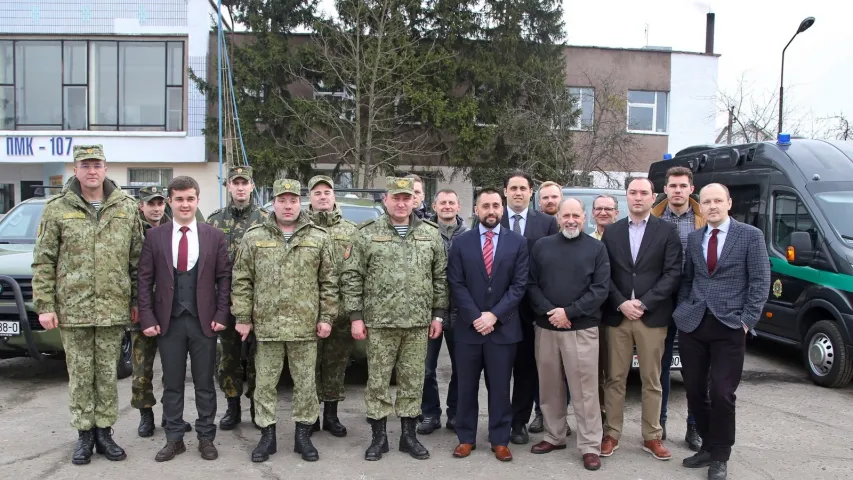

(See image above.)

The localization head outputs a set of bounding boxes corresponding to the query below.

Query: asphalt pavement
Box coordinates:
[0,338,851,480]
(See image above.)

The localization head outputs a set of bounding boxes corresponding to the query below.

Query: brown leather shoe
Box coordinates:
[452,443,475,458]
[491,445,512,462]
[530,440,567,454]
[155,441,186,462]
[642,439,672,460]
[583,453,602,471]
[600,435,618,457]
[198,439,218,460]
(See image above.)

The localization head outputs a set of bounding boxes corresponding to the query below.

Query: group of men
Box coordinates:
[32,144,770,479]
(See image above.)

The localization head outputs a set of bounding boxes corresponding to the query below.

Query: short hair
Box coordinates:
[558,196,586,212]
[167,176,200,198]
[700,183,731,199]
[593,194,619,209]
[406,174,423,186]
[432,188,458,204]
[476,187,503,203]
[538,181,563,195]
[626,176,654,192]
[504,170,533,189]
[665,166,694,185]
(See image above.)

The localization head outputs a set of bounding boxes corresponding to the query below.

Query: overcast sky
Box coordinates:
[313,0,851,129]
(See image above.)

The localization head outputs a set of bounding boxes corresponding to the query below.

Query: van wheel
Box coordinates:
[804,320,853,388]
[116,331,133,380]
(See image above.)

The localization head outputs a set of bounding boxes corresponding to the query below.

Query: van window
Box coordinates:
[773,193,817,250]
[728,185,761,228]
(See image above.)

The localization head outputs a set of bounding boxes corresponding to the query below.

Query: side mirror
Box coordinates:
[787,231,813,266]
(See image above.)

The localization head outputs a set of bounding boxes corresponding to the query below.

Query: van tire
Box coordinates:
[803,320,853,388]
[117,331,133,380]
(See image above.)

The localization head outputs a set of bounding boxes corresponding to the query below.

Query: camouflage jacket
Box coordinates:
[340,213,448,329]
[206,202,265,263]
[32,177,144,327]
[310,206,357,324]
[231,211,339,342]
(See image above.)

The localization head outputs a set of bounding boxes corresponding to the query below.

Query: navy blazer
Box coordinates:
[447,227,529,345]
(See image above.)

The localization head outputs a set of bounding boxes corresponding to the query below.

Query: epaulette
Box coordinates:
[208,207,225,217]
[421,219,439,228]
[311,224,329,233]
[245,224,266,233]
[45,193,64,204]
[357,218,377,229]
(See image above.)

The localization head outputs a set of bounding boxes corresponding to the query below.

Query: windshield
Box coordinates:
[813,191,853,242]
[340,205,382,224]
[0,203,44,243]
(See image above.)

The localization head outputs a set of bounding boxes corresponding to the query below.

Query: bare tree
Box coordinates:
[274,0,452,188]
[714,74,806,144]
[819,113,851,141]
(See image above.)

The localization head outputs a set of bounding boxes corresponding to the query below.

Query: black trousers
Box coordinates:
[158,312,218,442]
[679,313,746,462]
[510,319,538,427]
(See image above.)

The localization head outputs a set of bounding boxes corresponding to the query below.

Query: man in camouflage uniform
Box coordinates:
[32,145,143,465]
[231,179,338,463]
[206,165,265,430]
[131,185,193,437]
[341,176,448,461]
[306,175,357,437]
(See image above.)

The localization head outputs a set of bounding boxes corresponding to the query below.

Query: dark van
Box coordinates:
[648,137,853,388]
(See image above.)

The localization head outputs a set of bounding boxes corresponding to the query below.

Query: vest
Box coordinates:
[171,263,199,318]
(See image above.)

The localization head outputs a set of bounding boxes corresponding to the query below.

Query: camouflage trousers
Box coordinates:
[254,340,319,427]
[217,320,256,400]
[316,318,354,403]
[365,327,428,420]
[59,326,125,430]
[130,331,160,409]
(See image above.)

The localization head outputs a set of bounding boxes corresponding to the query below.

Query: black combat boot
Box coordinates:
[251,424,277,462]
[219,396,242,430]
[94,427,127,461]
[71,429,95,465]
[138,408,155,437]
[294,422,319,461]
[365,417,389,461]
[399,417,430,460]
[323,401,347,437]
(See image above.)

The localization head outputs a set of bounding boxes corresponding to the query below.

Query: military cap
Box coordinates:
[385,176,414,195]
[308,175,334,191]
[228,165,253,182]
[73,145,106,163]
[273,178,301,197]
[138,185,166,202]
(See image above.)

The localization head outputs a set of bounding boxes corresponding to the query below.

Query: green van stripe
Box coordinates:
[770,257,853,293]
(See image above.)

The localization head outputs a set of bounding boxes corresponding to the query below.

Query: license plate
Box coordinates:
[0,320,21,336]
[632,354,681,368]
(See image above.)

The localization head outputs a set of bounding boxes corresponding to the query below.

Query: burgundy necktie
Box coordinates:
[707,228,719,273]
[483,230,494,276]
[178,226,189,272]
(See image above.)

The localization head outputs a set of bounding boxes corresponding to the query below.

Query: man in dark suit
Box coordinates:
[138,176,231,462]
[448,187,529,462]
[674,183,770,480]
[599,177,682,461]
[499,171,559,444]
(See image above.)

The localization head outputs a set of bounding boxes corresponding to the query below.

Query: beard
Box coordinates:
[479,215,499,229]
[561,227,580,239]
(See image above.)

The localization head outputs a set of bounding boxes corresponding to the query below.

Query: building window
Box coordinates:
[313,83,355,122]
[627,90,668,133]
[128,168,173,187]
[0,38,185,132]
[567,87,594,130]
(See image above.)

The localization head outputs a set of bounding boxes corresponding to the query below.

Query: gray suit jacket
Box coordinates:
[674,219,771,333]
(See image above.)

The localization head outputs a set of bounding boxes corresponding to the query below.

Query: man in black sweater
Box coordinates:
[527,197,610,471]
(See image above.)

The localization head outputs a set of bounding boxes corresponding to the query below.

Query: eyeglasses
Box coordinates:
[77,163,104,170]
[593,207,616,212]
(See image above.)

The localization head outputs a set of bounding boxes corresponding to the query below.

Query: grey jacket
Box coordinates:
[440,215,469,328]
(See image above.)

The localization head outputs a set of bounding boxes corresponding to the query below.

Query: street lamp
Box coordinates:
[779,16,815,135]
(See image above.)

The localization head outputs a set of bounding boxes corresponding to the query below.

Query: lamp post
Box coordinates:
[779,16,815,135]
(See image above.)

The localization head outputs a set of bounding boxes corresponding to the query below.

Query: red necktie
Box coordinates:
[707,228,719,273]
[483,230,494,276]
[178,226,189,272]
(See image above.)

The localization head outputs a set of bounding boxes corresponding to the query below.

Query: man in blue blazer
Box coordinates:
[447,188,529,462]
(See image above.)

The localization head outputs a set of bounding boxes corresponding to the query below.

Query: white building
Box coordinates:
[0,0,223,215]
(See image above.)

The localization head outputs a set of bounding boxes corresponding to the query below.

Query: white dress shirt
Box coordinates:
[507,207,529,235]
[172,220,200,271]
[702,217,730,262]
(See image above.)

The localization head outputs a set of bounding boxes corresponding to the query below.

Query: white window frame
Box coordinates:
[313,84,355,122]
[627,90,668,134]
[128,168,173,187]
[566,87,594,131]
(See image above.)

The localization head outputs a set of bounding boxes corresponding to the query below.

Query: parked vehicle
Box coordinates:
[648,136,853,387]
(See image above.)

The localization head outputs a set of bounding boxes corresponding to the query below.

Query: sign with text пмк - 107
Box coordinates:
[4,136,74,158]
